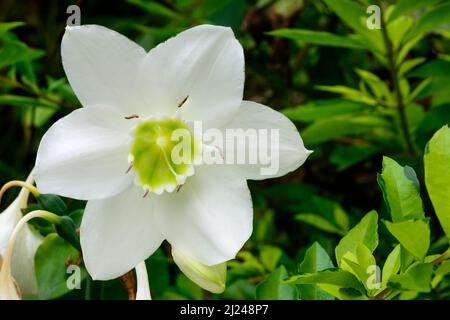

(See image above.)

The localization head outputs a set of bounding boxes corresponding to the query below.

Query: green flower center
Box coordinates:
[130,118,199,194]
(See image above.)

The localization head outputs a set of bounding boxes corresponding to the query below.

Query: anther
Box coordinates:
[125,114,139,119]
[177,96,189,108]
[176,185,183,192]
[143,189,150,198]
[125,162,133,174]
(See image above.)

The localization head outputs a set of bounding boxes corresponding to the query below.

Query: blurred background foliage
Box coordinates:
[0,0,450,300]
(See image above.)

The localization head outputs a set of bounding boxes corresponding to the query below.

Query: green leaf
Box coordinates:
[377,156,424,222]
[127,0,181,19]
[398,57,426,78]
[424,125,450,239]
[285,268,366,299]
[268,29,365,49]
[301,115,390,145]
[331,145,380,171]
[296,213,345,236]
[322,0,384,52]
[340,244,377,293]
[383,219,430,260]
[388,263,433,292]
[259,245,283,272]
[407,78,431,103]
[256,266,298,300]
[407,2,450,40]
[389,0,443,22]
[315,85,377,105]
[0,21,25,38]
[282,99,368,123]
[387,16,414,50]
[0,39,44,70]
[0,94,58,109]
[35,233,86,299]
[298,242,334,300]
[431,260,450,288]
[355,69,392,101]
[335,211,378,266]
[409,59,450,79]
[382,245,402,287]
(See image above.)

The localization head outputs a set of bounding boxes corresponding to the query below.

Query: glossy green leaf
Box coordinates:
[335,211,379,266]
[431,260,450,288]
[382,245,402,287]
[259,245,283,272]
[424,125,450,238]
[384,219,430,260]
[256,266,298,300]
[388,263,433,292]
[298,242,334,300]
[285,268,366,299]
[377,156,424,222]
[35,233,86,300]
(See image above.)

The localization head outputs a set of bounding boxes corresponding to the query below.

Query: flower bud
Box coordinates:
[172,247,226,294]
[0,172,43,297]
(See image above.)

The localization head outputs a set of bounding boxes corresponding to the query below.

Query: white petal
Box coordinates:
[34,106,133,200]
[62,25,147,114]
[135,261,151,300]
[9,225,42,295]
[172,246,226,293]
[154,165,252,266]
[138,24,244,127]
[0,172,43,295]
[80,186,164,280]
[222,100,311,180]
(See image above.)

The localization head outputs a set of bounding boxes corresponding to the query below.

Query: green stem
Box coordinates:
[378,2,415,155]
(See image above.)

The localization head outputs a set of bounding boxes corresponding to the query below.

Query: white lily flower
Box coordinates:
[172,246,226,294]
[0,172,43,297]
[34,24,311,281]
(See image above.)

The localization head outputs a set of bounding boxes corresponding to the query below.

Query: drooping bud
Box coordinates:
[0,172,43,296]
[172,247,226,294]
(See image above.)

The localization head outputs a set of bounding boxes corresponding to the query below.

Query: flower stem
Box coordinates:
[378,2,416,156]
[0,180,40,208]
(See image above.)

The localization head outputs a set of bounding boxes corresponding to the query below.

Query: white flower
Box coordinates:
[0,172,43,298]
[34,24,310,281]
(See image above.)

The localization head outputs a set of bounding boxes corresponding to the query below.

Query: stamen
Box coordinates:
[177,96,189,108]
[143,189,150,198]
[176,185,183,192]
[125,162,133,174]
[125,114,140,120]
